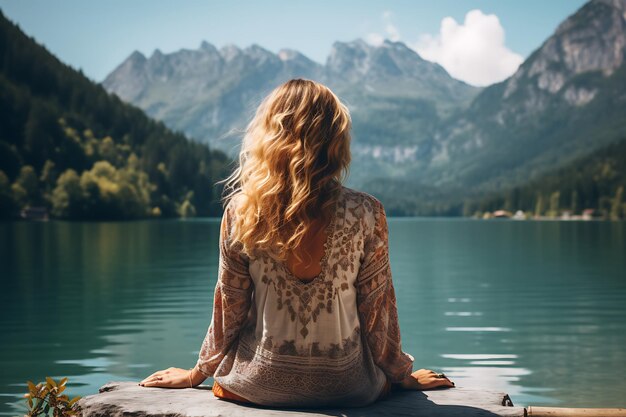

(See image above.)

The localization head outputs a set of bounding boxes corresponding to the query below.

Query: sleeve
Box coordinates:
[195,200,253,378]
[355,197,414,383]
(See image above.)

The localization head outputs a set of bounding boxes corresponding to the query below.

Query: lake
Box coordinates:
[1,218,625,414]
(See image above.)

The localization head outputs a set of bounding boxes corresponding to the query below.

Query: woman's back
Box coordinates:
[282,211,333,283]
[195,184,414,407]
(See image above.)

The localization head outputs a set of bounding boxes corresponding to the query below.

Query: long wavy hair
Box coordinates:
[219,78,352,267]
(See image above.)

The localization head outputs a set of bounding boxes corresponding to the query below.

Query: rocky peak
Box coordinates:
[219,43,242,62]
[103,34,478,153]
[381,38,416,54]
[503,0,626,102]
[598,0,626,9]
[277,48,323,76]
[149,48,164,61]
[194,41,222,65]
[326,39,370,73]
[199,40,218,53]
[127,50,147,65]
[326,37,454,86]
[197,41,223,64]
[244,43,280,65]
[278,48,312,63]
[550,0,625,76]
[102,50,150,101]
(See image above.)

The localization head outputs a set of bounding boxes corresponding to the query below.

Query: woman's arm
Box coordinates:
[195,200,253,378]
[140,201,253,388]
[356,198,454,391]
[355,197,414,383]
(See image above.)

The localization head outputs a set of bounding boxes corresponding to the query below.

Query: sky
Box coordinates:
[0,0,587,86]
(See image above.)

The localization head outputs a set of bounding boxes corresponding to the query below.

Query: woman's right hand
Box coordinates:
[400,368,455,390]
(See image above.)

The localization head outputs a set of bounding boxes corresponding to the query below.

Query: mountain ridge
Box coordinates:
[101,0,626,213]
[103,36,481,186]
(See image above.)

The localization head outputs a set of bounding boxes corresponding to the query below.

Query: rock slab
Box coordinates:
[76,381,526,417]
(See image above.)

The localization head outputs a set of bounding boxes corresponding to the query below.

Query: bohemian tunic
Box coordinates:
[195,185,414,407]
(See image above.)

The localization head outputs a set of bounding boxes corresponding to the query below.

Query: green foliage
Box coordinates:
[12,165,41,207]
[50,160,154,220]
[40,159,58,200]
[179,199,197,218]
[548,191,561,218]
[23,376,81,417]
[0,11,232,219]
[534,194,544,217]
[50,169,82,219]
[363,136,626,218]
[610,186,624,220]
[466,137,626,219]
[0,140,22,179]
[0,170,17,217]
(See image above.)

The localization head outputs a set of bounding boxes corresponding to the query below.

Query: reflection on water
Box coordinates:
[445,327,512,331]
[0,218,625,414]
[391,218,626,410]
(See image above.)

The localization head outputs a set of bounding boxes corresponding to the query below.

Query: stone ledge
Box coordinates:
[76,381,525,417]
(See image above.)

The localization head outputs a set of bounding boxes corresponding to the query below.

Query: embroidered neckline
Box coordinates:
[281,188,341,286]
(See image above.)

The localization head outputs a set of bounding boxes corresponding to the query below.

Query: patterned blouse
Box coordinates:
[195,185,414,407]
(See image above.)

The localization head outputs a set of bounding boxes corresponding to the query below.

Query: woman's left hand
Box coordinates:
[139,367,193,388]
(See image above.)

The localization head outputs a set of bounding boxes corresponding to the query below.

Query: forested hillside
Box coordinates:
[464,137,626,219]
[366,136,626,218]
[0,11,233,219]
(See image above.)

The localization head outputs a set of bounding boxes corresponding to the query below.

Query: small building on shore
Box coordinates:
[493,210,512,219]
[20,206,49,221]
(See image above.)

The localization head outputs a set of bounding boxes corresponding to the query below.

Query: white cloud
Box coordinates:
[366,10,401,46]
[411,10,523,86]
[365,32,384,46]
[365,9,523,87]
[382,11,401,42]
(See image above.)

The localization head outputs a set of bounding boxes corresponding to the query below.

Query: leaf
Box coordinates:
[68,396,81,406]
[46,377,57,388]
[27,380,37,393]
[58,377,68,387]
[57,385,65,395]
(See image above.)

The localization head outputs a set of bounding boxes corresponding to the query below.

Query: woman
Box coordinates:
[139,78,455,407]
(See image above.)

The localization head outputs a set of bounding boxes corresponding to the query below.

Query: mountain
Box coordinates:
[103,39,480,185]
[104,42,320,150]
[421,0,626,190]
[0,10,232,219]
[101,0,626,215]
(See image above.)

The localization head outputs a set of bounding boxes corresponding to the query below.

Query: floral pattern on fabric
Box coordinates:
[356,197,414,383]
[195,200,253,378]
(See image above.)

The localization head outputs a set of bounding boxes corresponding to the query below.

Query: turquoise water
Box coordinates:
[1,218,625,414]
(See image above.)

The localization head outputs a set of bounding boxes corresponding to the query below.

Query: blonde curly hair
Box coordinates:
[219,78,352,266]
